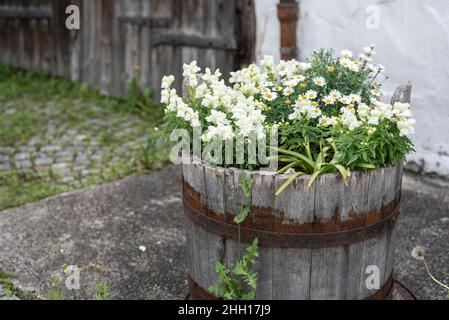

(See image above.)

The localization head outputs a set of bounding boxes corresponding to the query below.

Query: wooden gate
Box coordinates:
[0,0,255,99]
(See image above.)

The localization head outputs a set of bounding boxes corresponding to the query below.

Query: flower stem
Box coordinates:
[423,256,449,291]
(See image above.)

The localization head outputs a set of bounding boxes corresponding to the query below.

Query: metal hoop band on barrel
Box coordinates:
[183,181,400,249]
[187,274,394,300]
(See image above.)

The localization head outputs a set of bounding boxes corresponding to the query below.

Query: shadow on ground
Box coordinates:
[0,166,447,299]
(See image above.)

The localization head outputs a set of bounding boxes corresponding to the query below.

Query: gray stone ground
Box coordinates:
[0,165,448,300]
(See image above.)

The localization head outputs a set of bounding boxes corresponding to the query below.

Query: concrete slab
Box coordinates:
[0,166,448,300]
[0,165,187,300]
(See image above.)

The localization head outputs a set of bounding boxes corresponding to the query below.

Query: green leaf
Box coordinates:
[271,146,315,171]
[334,164,351,184]
[239,173,253,198]
[234,204,251,224]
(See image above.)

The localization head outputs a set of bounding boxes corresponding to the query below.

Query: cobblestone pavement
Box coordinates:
[0,98,166,210]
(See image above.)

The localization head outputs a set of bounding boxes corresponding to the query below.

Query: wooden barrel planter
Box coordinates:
[183,163,403,300]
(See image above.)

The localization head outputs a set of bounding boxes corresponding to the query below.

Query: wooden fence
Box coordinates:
[0,0,255,100]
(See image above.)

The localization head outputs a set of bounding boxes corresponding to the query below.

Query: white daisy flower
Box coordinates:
[322,95,335,105]
[283,87,294,96]
[340,49,353,58]
[305,90,317,100]
[329,90,341,100]
[339,95,351,105]
[263,91,277,101]
[314,77,327,87]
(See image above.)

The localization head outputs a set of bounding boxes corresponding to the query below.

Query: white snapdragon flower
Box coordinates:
[195,83,209,99]
[183,61,201,77]
[307,106,322,119]
[202,93,220,108]
[288,108,303,120]
[161,75,175,89]
[260,55,275,68]
[206,110,229,125]
[202,68,222,83]
[357,103,370,120]
[397,118,416,137]
[341,110,360,130]
[367,109,382,125]
[298,62,312,71]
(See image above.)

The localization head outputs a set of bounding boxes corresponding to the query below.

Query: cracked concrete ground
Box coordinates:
[0,165,448,300]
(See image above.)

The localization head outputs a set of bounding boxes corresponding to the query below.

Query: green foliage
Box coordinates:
[272,138,350,195]
[208,238,259,300]
[210,172,259,300]
[94,282,112,300]
[0,268,32,300]
[332,120,414,170]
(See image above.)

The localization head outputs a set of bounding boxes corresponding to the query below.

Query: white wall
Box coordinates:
[255,0,449,176]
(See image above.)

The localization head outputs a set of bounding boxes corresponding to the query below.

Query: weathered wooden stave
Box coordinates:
[182,162,402,300]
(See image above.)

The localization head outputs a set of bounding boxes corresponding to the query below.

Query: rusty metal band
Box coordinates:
[188,273,394,300]
[183,194,400,249]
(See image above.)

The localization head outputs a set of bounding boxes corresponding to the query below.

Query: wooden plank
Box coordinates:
[274,175,315,228]
[309,247,347,299]
[204,165,226,216]
[272,174,314,299]
[358,233,389,298]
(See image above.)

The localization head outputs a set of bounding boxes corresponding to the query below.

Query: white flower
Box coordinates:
[139,246,147,252]
[183,61,200,77]
[340,49,353,58]
[319,116,335,127]
[349,94,361,104]
[359,53,372,62]
[283,87,294,96]
[161,75,175,89]
[362,45,375,55]
[307,106,322,119]
[397,118,416,136]
[263,91,277,101]
[329,90,341,100]
[314,77,326,87]
[341,110,360,130]
[206,110,228,125]
[305,90,317,100]
[371,89,381,97]
[298,62,312,71]
[358,103,370,119]
[340,58,359,72]
[288,108,303,120]
[285,78,300,88]
[322,95,335,105]
[411,246,425,261]
[339,95,351,105]
[260,55,275,68]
